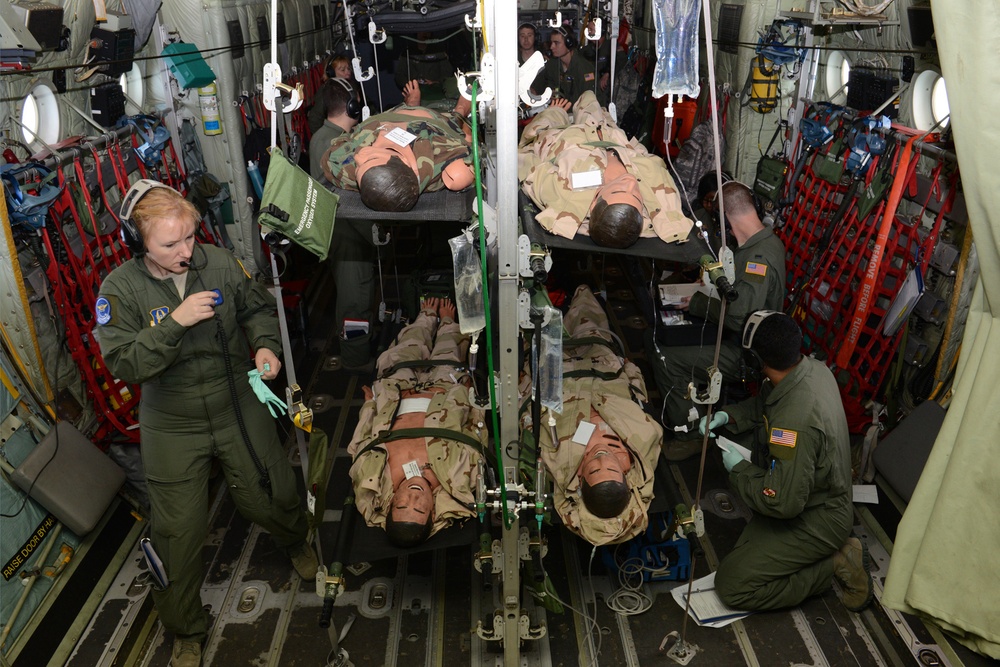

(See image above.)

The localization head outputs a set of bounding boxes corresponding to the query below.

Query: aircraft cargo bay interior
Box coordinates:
[1,1,998,666]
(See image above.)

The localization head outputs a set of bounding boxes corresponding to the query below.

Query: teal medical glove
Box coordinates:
[722,444,743,472]
[698,411,729,437]
[248,369,286,418]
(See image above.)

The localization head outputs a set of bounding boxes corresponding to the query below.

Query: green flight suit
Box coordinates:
[714,356,853,610]
[347,311,486,537]
[310,121,375,366]
[648,226,786,433]
[531,50,597,104]
[94,244,308,642]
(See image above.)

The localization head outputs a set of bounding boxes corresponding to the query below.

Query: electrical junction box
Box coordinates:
[10,1,64,51]
[91,81,126,127]
[846,68,900,118]
[90,22,136,77]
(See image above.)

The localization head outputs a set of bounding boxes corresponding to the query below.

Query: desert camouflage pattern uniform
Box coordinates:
[522,286,663,545]
[324,106,471,193]
[348,310,486,537]
[519,91,692,243]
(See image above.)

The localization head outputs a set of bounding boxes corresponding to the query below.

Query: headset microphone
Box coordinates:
[179,261,191,268]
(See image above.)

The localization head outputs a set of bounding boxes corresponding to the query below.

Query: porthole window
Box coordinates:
[119,63,145,115]
[911,69,940,131]
[931,76,950,129]
[20,80,60,146]
[826,50,850,104]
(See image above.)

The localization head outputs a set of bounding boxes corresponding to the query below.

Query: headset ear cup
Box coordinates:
[120,218,144,256]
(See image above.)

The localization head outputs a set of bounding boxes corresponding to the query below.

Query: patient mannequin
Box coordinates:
[348,298,486,546]
[521,285,662,545]
[325,81,475,212]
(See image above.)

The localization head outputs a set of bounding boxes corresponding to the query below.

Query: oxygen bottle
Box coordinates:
[198,82,223,135]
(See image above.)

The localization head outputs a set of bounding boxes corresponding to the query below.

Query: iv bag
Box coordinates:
[448,234,486,335]
[651,0,702,100]
[538,307,563,413]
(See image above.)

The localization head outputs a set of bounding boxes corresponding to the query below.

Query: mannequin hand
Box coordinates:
[698,411,729,437]
[721,444,743,472]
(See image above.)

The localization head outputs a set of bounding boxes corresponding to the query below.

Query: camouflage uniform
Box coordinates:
[715,356,853,610]
[347,311,486,537]
[323,106,471,194]
[523,286,663,545]
[649,226,787,434]
[519,91,692,244]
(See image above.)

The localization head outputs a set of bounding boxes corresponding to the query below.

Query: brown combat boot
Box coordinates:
[833,537,873,612]
[289,542,319,580]
[171,638,202,667]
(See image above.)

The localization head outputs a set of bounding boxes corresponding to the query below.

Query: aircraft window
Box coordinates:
[911,69,941,131]
[20,81,59,146]
[825,50,850,104]
[931,76,950,129]
[120,63,145,115]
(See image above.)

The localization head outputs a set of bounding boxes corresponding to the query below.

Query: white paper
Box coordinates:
[572,420,596,445]
[402,460,422,479]
[852,484,879,504]
[385,126,417,147]
[670,572,752,628]
[570,169,603,190]
[717,435,752,462]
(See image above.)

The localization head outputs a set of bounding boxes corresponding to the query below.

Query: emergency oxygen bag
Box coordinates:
[256,147,339,261]
[752,155,787,209]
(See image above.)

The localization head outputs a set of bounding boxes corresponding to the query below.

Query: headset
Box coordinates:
[518,22,539,49]
[741,309,781,377]
[330,77,362,120]
[551,26,577,51]
[119,179,171,256]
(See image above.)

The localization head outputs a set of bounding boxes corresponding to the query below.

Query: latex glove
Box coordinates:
[248,369,286,418]
[698,411,729,437]
[722,444,743,473]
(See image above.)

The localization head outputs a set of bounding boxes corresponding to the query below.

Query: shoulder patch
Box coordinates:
[769,428,797,447]
[745,261,768,277]
[95,297,112,325]
[584,72,595,82]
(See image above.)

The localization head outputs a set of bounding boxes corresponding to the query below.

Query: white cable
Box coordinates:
[606,558,653,615]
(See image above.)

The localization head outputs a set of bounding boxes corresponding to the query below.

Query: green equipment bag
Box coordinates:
[752,155,787,209]
[812,140,846,185]
[257,147,339,261]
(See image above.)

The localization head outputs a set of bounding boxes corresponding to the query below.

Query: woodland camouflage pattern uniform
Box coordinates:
[519,90,692,243]
[522,286,662,545]
[323,106,471,193]
[347,310,486,537]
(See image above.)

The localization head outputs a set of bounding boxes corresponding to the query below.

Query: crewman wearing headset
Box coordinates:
[647,181,786,461]
[94,181,316,667]
[702,311,872,613]
[530,26,597,104]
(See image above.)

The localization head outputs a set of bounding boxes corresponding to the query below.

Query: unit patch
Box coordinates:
[769,428,798,447]
[95,297,112,325]
[762,488,777,498]
[149,306,170,326]
[745,261,768,277]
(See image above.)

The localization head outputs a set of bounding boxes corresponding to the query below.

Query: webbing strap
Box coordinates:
[356,426,483,459]
[378,358,465,379]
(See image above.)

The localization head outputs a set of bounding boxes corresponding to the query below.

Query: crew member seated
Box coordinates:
[530,26,596,105]
[519,91,692,248]
[308,77,361,181]
[347,298,486,547]
[704,311,873,612]
[521,285,662,545]
[323,82,474,212]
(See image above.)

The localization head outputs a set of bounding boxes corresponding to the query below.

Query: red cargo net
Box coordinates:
[778,137,956,432]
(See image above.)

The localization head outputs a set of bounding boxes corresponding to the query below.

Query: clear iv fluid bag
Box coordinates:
[538,307,563,413]
[448,234,487,335]
[651,0,702,100]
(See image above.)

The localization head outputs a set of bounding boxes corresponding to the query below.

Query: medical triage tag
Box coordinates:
[385,127,418,147]
[402,460,422,479]
[570,169,603,190]
[572,420,596,445]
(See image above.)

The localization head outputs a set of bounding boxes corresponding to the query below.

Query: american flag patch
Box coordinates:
[585,72,595,82]
[770,428,798,447]
[746,262,768,277]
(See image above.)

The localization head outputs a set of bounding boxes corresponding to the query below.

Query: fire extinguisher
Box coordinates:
[199,82,223,135]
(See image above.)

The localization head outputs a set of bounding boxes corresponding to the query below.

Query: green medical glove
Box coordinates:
[248,370,286,418]
[698,411,729,437]
[722,444,743,472]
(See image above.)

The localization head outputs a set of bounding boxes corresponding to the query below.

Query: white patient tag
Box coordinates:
[572,420,596,445]
[385,127,417,147]
[570,170,603,190]
[402,460,422,479]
